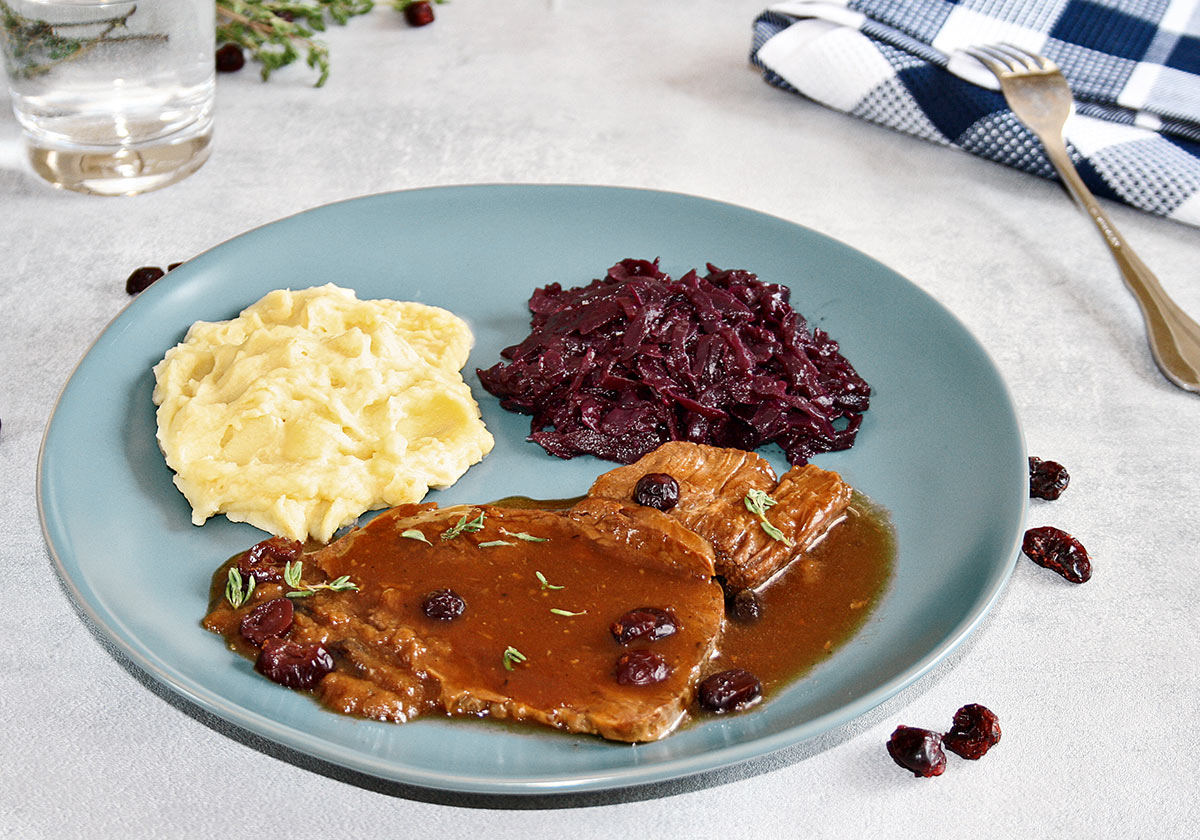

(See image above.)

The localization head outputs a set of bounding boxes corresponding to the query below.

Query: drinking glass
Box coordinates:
[0,0,214,195]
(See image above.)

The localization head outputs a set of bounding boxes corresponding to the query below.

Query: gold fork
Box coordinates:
[965,43,1200,394]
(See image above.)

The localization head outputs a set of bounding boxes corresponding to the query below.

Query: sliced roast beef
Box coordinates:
[587,441,852,588]
[290,499,723,742]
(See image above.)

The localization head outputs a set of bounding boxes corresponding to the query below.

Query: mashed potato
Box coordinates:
[152,284,494,542]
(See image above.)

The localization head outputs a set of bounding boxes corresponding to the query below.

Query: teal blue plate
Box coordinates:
[38,185,1026,794]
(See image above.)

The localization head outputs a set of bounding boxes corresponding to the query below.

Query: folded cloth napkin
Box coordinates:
[751,0,1200,226]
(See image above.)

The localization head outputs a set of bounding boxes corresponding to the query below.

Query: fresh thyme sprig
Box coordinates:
[401,528,431,545]
[1,0,442,89]
[441,510,484,541]
[0,1,165,80]
[501,528,549,543]
[535,571,564,591]
[216,0,374,87]
[283,560,359,598]
[502,645,527,671]
[225,566,256,608]
[744,489,795,547]
[216,0,444,87]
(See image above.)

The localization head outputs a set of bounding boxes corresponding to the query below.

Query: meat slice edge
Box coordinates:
[587,441,852,588]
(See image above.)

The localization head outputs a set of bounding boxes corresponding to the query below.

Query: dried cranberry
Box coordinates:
[943,704,1002,760]
[1029,457,1070,500]
[610,607,678,644]
[697,668,762,713]
[886,726,947,777]
[125,266,164,295]
[215,43,245,73]
[239,598,295,647]
[404,1,435,26]
[632,473,680,511]
[255,638,334,690]
[614,650,671,685]
[1022,526,1092,583]
[238,536,303,583]
[422,588,466,620]
[729,588,763,623]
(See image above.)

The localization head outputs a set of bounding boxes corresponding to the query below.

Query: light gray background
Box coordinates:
[2,1,1196,836]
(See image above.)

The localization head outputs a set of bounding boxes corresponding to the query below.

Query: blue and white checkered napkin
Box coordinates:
[751,0,1200,226]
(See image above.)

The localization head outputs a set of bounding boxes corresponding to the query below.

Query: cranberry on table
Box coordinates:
[125,266,164,295]
[215,43,245,73]
[255,638,334,690]
[1029,457,1070,500]
[1022,526,1092,583]
[610,606,678,644]
[404,1,435,26]
[729,588,763,623]
[697,668,762,713]
[239,597,295,647]
[422,588,466,620]
[943,704,1002,760]
[238,536,303,583]
[632,472,680,511]
[886,726,947,777]
[614,650,671,685]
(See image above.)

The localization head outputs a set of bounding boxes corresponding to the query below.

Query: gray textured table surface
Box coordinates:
[3,2,1197,836]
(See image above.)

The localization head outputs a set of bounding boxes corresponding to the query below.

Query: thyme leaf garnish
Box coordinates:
[478,539,515,548]
[225,566,255,608]
[743,488,795,547]
[283,560,359,598]
[550,608,586,617]
[401,529,431,545]
[502,645,527,671]
[283,559,303,589]
[501,528,548,543]
[536,571,564,590]
[441,510,484,541]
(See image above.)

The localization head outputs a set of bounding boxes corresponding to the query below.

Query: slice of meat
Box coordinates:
[294,500,723,742]
[587,441,852,588]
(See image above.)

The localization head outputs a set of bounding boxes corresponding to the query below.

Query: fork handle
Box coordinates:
[1040,139,1200,392]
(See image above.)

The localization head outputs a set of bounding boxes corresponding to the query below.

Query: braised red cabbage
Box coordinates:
[477,259,870,464]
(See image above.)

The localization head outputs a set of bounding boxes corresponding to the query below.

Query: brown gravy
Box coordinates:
[490,492,896,690]
[205,492,893,736]
[714,493,893,691]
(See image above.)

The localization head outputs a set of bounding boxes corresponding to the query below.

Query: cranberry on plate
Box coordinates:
[255,638,334,690]
[614,650,671,685]
[610,606,678,644]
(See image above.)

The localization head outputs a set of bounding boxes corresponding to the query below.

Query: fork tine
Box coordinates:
[964,43,1060,76]
[971,44,1023,74]
[963,46,1009,76]
[996,42,1058,72]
